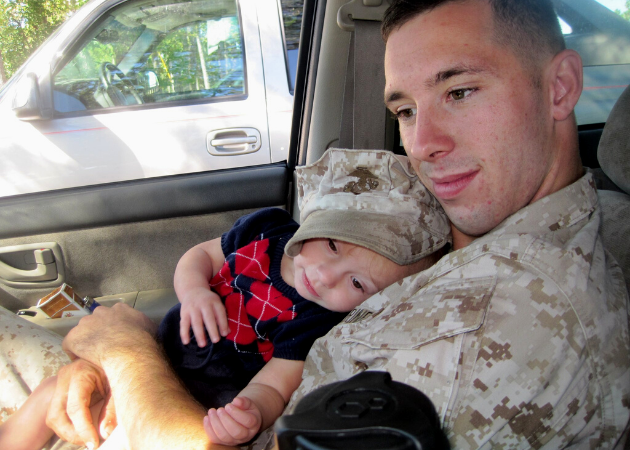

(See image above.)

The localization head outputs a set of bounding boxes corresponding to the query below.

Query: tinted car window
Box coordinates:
[556,0,630,125]
[0,0,298,199]
[280,0,302,92]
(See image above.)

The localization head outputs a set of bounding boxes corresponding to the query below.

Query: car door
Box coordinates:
[0,0,303,326]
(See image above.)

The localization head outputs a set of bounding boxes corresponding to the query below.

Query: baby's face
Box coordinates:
[292,238,412,312]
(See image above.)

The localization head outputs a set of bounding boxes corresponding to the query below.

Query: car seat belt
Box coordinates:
[339,31,355,149]
[339,20,387,150]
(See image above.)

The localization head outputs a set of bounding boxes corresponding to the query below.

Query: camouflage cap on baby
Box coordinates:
[285,148,451,265]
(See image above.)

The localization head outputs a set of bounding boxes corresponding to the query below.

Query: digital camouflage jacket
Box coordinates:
[255,173,630,449]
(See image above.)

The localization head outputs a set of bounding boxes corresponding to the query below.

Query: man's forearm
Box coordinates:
[62,304,239,449]
[101,332,232,450]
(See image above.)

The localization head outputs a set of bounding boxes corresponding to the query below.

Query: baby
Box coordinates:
[0,148,451,449]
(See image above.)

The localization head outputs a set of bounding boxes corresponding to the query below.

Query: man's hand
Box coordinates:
[97,394,117,441]
[62,303,157,366]
[180,288,229,347]
[203,396,262,446]
[55,303,221,450]
[46,359,116,448]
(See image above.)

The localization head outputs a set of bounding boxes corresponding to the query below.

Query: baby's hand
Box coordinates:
[179,288,229,347]
[203,396,263,446]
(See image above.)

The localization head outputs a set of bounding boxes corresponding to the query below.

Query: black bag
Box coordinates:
[274,371,450,450]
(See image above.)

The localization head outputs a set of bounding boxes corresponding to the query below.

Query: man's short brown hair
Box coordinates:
[382,0,566,71]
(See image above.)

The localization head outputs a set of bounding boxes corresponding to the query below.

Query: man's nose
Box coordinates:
[408,111,454,161]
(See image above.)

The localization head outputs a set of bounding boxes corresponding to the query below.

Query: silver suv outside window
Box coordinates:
[53,0,245,113]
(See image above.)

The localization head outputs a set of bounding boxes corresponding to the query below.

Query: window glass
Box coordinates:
[53,0,245,114]
[557,0,630,125]
[279,0,303,92]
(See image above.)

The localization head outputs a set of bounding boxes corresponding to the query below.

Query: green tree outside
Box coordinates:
[617,1,630,20]
[0,0,88,85]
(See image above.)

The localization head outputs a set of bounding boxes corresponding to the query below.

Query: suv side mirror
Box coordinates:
[12,73,43,120]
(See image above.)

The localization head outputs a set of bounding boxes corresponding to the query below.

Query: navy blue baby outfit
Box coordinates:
[158,208,346,409]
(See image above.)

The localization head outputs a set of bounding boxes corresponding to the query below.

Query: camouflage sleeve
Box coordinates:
[0,306,70,424]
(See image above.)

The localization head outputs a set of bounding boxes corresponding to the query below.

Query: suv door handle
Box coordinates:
[207,128,261,155]
[211,136,257,146]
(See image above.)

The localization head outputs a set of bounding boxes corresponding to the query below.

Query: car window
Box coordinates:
[280,0,302,92]
[557,0,630,125]
[53,0,245,114]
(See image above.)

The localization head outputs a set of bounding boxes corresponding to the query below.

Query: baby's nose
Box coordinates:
[317,265,340,288]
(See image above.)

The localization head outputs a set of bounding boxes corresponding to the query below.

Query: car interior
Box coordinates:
[0,0,629,340]
[594,85,630,294]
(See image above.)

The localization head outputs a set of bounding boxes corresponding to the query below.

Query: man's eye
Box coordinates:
[351,277,363,291]
[395,107,417,120]
[328,239,337,252]
[449,88,475,101]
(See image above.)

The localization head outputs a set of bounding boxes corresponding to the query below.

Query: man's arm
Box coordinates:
[103,332,213,449]
[62,303,237,450]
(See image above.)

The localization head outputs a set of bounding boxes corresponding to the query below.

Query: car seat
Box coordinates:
[593,84,630,295]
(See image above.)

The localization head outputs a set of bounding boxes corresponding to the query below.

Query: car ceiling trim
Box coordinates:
[337,0,390,32]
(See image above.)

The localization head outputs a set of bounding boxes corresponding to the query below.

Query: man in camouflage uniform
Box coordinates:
[264,0,629,448]
[1,0,629,449]
[276,176,630,448]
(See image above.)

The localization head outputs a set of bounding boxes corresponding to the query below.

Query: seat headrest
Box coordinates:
[598,85,630,195]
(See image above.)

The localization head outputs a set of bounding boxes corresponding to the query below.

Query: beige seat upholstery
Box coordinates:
[596,85,630,294]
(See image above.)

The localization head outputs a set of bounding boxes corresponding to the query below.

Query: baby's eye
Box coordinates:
[351,277,364,291]
[328,239,337,252]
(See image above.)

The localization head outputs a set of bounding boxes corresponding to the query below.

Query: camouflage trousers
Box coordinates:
[0,305,70,423]
[0,306,86,450]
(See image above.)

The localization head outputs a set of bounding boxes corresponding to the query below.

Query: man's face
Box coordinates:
[384,0,556,244]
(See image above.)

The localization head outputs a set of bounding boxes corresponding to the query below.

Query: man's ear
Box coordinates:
[549,49,583,121]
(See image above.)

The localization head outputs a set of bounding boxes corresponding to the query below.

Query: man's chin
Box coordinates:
[448,215,502,248]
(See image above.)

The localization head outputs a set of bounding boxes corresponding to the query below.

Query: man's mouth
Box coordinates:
[302,272,320,298]
[430,170,479,200]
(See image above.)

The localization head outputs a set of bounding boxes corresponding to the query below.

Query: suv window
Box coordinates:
[558,0,630,125]
[0,0,302,198]
[280,0,302,92]
[54,0,245,113]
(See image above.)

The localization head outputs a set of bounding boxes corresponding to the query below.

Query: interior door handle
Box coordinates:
[0,243,63,286]
[0,248,58,282]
